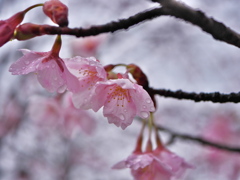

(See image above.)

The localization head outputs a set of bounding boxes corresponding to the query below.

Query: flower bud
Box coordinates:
[0,11,25,47]
[126,64,149,89]
[43,0,69,27]
[14,23,49,40]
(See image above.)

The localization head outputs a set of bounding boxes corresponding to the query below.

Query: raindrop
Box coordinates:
[25,60,30,65]
[140,111,148,119]
[124,109,127,112]
[146,98,151,104]
[119,114,125,120]
[142,105,146,109]
[54,77,58,81]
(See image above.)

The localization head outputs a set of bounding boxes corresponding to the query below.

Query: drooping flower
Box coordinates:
[9,36,80,93]
[90,78,155,129]
[43,0,69,27]
[113,147,192,180]
[65,56,107,109]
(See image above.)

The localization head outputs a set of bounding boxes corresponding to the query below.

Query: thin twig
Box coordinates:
[150,88,240,103]
[157,125,240,153]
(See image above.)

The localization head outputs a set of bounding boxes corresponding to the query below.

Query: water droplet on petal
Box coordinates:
[54,77,58,81]
[146,98,151,104]
[140,111,148,119]
[143,105,146,109]
[119,114,125,120]
[52,64,56,68]
[22,67,26,70]
[25,60,30,65]
[124,109,127,112]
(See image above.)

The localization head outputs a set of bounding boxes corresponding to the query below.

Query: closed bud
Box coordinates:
[43,0,69,27]
[126,64,149,89]
[14,23,48,40]
[0,11,25,47]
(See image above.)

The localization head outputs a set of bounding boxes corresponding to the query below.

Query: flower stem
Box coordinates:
[23,3,44,14]
[133,120,146,153]
[51,35,62,56]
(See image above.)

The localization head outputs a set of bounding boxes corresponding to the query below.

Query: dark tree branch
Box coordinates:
[32,2,240,49]
[150,88,240,103]
[152,0,240,48]
[157,125,240,153]
[38,8,165,37]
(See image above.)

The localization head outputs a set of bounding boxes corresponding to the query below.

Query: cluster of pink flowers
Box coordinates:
[113,147,192,180]
[3,1,194,180]
[9,48,155,129]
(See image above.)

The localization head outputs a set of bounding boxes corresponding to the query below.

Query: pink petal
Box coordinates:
[37,60,65,92]
[9,49,45,75]
[130,84,155,119]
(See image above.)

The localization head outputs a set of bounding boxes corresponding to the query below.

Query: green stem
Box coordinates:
[23,3,44,14]
[51,35,62,56]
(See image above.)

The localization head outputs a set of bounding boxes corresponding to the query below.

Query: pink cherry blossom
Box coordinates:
[113,148,192,180]
[65,56,107,109]
[9,49,80,93]
[28,93,96,136]
[91,78,155,129]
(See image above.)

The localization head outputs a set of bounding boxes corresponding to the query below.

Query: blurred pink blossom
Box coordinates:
[0,98,23,137]
[202,114,240,179]
[28,93,96,136]
[113,147,192,180]
[71,35,106,57]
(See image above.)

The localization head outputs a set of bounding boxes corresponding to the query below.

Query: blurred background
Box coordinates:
[0,0,240,179]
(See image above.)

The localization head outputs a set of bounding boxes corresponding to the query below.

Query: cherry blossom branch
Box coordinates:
[156,124,240,153]
[150,88,240,103]
[150,0,240,48]
[22,2,240,49]
[30,8,165,37]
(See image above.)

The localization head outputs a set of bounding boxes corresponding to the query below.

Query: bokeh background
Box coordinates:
[0,0,240,179]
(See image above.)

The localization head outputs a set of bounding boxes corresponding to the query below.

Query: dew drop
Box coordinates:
[25,60,30,65]
[124,109,127,112]
[52,64,56,68]
[53,77,58,81]
[22,67,26,70]
[119,114,125,120]
[142,105,147,109]
[146,98,151,104]
[140,111,148,119]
